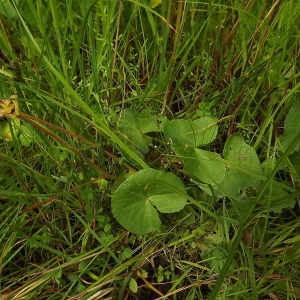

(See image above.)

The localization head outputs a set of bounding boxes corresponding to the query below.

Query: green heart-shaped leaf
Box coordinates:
[118,108,160,160]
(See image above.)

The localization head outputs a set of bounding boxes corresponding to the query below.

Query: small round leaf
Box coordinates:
[129,278,138,293]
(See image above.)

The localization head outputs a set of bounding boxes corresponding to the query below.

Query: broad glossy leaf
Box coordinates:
[216,134,263,199]
[164,117,218,148]
[112,169,187,234]
[118,108,159,160]
[183,148,226,187]
[133,109,160,133]
[119,108,159,133]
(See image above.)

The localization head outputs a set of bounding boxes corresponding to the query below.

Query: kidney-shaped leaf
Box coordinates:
[119,108,159,134]
[112,169,187,234]
[216,134,263,199]
[117,108,160,161]
[164,117,218,148]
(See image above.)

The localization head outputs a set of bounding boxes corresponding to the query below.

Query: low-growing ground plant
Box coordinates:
[0,0,300,299]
